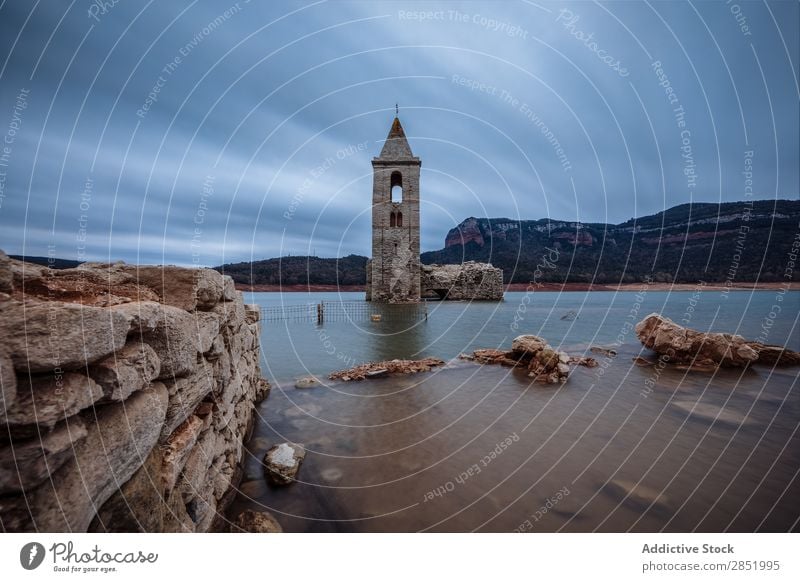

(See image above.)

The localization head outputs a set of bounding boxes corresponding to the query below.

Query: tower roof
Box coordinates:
[377,116,417,160]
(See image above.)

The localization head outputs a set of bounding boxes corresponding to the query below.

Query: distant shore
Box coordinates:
[237,282,800,293]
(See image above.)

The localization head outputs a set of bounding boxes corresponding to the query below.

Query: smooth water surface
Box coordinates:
[230,290,799,532]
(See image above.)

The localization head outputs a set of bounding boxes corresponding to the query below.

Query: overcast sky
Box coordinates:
[0,0,797,266]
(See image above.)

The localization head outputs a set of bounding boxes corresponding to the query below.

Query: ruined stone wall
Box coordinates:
[0,251,268,532]
[420,262,504,301]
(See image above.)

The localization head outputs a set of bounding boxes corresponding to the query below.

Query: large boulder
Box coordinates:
[263,442,305,485]
[635,313,800,369]
[89,341,160,402]
[0,300,129,373]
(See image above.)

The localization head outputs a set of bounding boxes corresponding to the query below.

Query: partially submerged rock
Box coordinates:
[590,346,617,358]
[263,443,305,485]
[463,335,596,384]
[232,509,282,533]
[636,313,800,369]
[294,377,320,389]
[329,357,445,381]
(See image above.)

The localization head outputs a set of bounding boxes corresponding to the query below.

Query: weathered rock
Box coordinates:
[193,311,220,354]
[244,303,260,324]
[23,383,168,532]
[108,301,164,334]
[511,335,549,359]
[0,300,129,373]
[119,265,223,311]
[748,343,800,366]
[7,256,50,289]
[89,341,160,401]
[18,263,159,307]
[2,372,103,430]
[329,358,445,381]
[468,336,571,383]
[636,313,760,368]
[0,250,12,293]
[88,446,166,532]
[160,364,215,440]
[0,418,88,494]
[180,428,218,495]
[420,261,503,300]
[232,509,283,533]
[221,276,237,302]
[162,415,205,490]
[294,376,320,389]
[263,442,305,485]
[0,348,16,417]
[141,304,199,379]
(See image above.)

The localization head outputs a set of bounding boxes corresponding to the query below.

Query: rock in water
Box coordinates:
[263,443,305,485]
[294,377,320,389]
[233,509,283,533]
[635,313,756,368]
[636,313,800,369]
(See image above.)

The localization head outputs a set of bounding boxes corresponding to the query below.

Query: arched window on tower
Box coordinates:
[389,212,396,227]
[396,212,403,227]
[390,171,402,202]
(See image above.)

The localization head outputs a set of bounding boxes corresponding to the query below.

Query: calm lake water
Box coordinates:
[229,290,800,532]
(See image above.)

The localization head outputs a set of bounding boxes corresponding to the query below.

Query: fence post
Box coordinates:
[317,302,323,325]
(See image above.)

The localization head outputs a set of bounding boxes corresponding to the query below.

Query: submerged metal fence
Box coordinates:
[261,300,428,324]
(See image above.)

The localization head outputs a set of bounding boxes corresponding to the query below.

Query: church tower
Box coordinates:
[366,115,421,303]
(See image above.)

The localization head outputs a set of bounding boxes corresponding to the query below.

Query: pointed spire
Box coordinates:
[378,115,416,160]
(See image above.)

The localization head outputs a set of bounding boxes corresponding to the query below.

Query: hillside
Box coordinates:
[215,254,368,287]
[421,200,800,284]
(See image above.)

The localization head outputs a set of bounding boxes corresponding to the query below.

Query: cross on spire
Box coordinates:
[395,103,399,116]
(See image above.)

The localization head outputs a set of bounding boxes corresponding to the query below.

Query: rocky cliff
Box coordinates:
[423,200,800,284]
[0,250,268,532]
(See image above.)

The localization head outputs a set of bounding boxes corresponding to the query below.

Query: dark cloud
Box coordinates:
[0,0,797,265]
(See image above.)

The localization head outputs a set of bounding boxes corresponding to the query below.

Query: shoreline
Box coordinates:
[237,281,800,293]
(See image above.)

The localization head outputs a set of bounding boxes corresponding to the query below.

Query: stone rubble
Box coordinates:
[329,357,445,381]
[460,335,597,383]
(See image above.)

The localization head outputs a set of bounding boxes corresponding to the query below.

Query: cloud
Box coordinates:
[0,0,797,265]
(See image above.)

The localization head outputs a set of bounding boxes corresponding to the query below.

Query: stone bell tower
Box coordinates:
[366,115,421,303]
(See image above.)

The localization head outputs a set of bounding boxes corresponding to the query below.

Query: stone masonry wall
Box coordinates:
[420,262,504,300]
[0,250,268,532]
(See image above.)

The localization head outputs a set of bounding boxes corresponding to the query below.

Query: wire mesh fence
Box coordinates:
[261,300,428,324]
